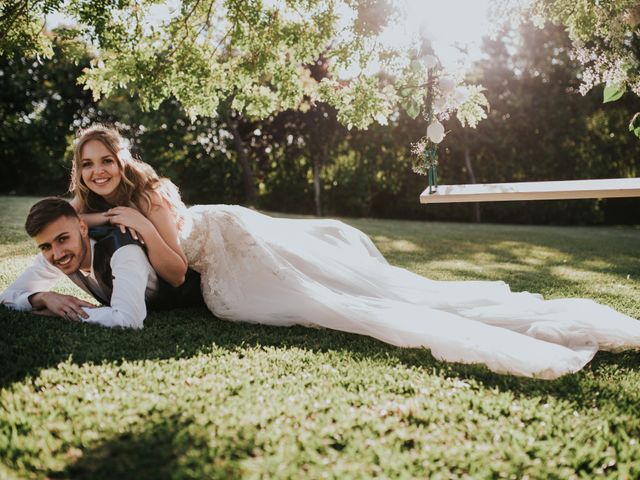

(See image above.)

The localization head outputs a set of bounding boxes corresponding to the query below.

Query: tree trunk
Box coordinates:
[228,116,257,206]
[464,147,481,223]
[312,156,322,216]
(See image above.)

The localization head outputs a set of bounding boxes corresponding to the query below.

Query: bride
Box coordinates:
[69,124,640,380]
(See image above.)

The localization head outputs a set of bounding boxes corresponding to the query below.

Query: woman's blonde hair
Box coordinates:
[70,124,186,219]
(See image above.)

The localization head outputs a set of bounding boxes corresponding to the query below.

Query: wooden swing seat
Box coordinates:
[420,178,640,204]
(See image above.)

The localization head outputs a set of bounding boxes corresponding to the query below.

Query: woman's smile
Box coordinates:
[80,139,123,199]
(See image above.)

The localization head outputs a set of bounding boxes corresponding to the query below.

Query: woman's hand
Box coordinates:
[78,212,111,227]
[102,196,188,287]
[104,206,153,243]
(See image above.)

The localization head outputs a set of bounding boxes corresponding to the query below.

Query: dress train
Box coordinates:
[179,205,640,379]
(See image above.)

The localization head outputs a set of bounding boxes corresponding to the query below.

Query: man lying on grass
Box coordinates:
[0,197,203,328]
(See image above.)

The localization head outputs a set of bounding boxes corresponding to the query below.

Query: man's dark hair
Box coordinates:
[25,197,79,237]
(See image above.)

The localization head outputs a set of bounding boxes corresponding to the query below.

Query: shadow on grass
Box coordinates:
[2,305,639,415]
[48,414,252,480]
[371,221,640,283]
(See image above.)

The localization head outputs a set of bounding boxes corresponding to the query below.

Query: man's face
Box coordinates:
[34,216,90,275]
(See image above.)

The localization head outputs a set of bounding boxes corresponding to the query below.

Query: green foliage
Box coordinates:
[0,35,96,195]
[318,76,397,130]
[497,0,640,94]
[397,60,426,120]
[2,0,488,139]
[75,0,343,120]
[629,112,640,139]
[456,86,489,128]
[496,0,640,136]
[43,1,306,123]
[603,83,626,103]
[0,0,63,59]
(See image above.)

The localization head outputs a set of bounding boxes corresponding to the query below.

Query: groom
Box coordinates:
[0,197,204,328]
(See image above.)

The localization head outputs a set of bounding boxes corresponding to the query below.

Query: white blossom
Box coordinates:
[375,113,388,125]
[432,96,448,114]
[452,86,470,107]
[438,76,456,96]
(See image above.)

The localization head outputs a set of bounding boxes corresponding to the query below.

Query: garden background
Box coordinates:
[2,18,639,225]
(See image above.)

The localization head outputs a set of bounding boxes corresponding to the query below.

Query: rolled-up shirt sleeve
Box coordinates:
[81,244,152,329]
[0,254,64,311]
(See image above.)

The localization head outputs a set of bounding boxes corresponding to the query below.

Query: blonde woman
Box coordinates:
[70,124,188,287]
[68,124,640,379]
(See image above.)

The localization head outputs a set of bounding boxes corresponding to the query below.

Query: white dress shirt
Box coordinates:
[0,240,159,329]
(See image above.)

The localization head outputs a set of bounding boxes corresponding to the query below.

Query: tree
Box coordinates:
[293,55,343,216]
[494,0,640,138]
[0,0,63,59]
[1,0,488,176]
[0,34,96,194]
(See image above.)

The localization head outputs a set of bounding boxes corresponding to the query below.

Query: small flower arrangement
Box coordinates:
[399,54,489,191]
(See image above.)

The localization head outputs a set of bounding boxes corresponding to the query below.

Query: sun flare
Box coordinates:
[390,0,492,66]
[337,0,493,79]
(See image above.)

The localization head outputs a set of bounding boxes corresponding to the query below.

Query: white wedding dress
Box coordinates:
[179,205,640,379]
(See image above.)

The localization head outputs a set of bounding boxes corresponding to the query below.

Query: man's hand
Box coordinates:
[29,292,97,322]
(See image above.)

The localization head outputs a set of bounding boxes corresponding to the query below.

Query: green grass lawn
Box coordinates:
[1,195,639,479]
